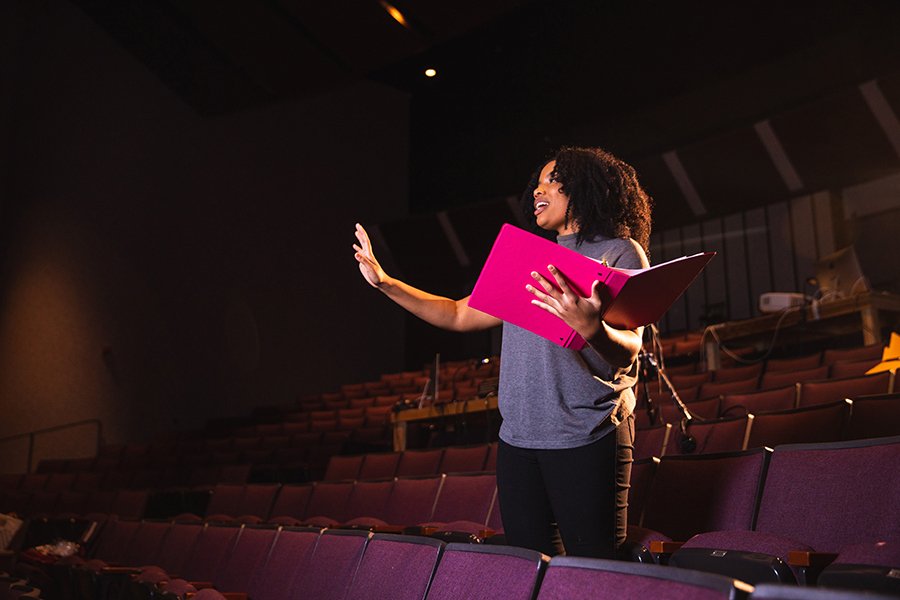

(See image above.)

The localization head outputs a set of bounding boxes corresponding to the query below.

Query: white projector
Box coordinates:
[759,292,807,313]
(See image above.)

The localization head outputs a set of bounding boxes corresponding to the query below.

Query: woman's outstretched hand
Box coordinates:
[526,264,604,341]
[353,223,388,288]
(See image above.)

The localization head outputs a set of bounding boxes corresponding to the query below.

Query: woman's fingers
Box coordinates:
[547,264,573,296]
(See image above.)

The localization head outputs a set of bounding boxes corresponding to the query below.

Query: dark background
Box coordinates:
[1,0,899,457]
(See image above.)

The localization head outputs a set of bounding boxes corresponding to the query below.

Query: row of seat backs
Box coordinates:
[636,370,895,420]
[323,443,498,481]
[627,435,900,567]
[652,344,883,382]
[206,472,501,532]
[81,521,763,600]
[634,391,900,459]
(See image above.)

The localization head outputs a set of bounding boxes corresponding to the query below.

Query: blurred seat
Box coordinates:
[537,555,753,599]
[797,372,893,407]
[844,393,900,441]
[720,386,797,418]
[765,353,821,373]
[396,448,444,477]
[425,543,549,600]
[289,529,371,600]
[759,365,829,390]
[670,436,900,586]
[633,424,671,460]
[664,415,751,456]
[439,445,489,474]
[628,448,770,560]
[344,533,444,600]
[745,400,852,449]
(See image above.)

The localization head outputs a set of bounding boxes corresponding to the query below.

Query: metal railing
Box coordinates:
[0,419,103,473]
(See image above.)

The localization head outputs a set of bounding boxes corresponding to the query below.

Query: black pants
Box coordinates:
[496,413,634,558]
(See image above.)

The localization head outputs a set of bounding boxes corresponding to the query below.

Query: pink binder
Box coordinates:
[468,224,714,349]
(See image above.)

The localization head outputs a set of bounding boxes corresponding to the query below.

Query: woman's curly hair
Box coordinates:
[520,146,653,252]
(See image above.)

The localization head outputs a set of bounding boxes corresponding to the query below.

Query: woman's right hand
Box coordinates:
[353,223,388,288]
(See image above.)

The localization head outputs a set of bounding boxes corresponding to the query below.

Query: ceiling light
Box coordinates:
[379,1,411,30]
[424,68,437,78]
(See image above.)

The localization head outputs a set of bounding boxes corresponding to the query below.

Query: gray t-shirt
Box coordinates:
[497,232,649,450]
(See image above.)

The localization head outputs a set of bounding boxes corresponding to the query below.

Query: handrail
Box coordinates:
[0,419,103,473]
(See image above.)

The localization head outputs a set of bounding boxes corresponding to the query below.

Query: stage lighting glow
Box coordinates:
[379,1,411,29]
[424,68,437,78]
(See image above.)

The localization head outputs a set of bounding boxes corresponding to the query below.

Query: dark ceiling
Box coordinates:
[72,0,900,231]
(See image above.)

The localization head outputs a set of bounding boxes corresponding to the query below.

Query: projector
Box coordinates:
[759,292,807,313]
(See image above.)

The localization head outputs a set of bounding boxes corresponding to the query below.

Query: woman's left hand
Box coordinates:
[526,265,604,341]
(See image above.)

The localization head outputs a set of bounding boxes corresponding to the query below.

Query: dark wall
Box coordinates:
[0,0,409,455]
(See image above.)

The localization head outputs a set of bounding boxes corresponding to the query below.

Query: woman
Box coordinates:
[353,146,652,558]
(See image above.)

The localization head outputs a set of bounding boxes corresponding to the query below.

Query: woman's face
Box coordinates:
[532,160,576,235]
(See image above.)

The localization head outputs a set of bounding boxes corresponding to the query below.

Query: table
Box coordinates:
[390,395,499,451]
[704,291,900,370]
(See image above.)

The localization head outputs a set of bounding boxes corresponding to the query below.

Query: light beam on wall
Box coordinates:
[662,150,707,217]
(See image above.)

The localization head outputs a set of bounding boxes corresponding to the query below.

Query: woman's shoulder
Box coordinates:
[583,236,648,269]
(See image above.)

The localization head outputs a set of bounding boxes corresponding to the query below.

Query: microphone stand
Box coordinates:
[642,350,697,454]
[638,349,659,427]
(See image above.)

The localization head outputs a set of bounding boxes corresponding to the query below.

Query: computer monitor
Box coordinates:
[815,244,870,301]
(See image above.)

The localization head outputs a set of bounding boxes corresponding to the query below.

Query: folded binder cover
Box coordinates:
[468,224,715,349]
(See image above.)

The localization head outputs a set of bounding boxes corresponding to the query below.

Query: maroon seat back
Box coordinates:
[755,436,900,553]
[745,400,852,449]
[344,534,444,600]
[640,448,770,542]
[798,372,893,407]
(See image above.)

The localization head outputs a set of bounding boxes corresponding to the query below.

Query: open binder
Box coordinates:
[468,224,715,349]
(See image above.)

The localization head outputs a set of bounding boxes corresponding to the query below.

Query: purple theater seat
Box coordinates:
[670,436,900,585]
[110,489,148,519]
[665,415,751,456]
[290,529,371,600]
[439,445,490,474]
[818,539,900,595]
[396,448,444,477]
[342,479,394,525]
[829,358,881,379]
[268,484,313,523]
[744,400,851,449]
[205,484,244,520]
[358,452,401,480]
[633,424,671,460]
[750,582,898,599]
[485,442,498,472]
[628,448,770,553]
[425,543,548,600]
[91,518,143,563]
[420,473,496,535]
[118,520,171,567]
[212,525,279,593]
[660,396,720,424]
[236,484,280,521]
[844,393,900,441]
[699,379,760,401]
[323,454,364,481]
[177,523,242,583]
[627,457,658,527]
[670,371,713,389]
[760,365,829,390]
[302,481,354,526]
[345,476,442,530]
[537,555,753,600]
[246,526,320,600]
[822,344,883,366]
[765,353,821,373]
[797,372,893,407]
[713,363,764,383]
[345,534,445,600]
[720,386,797,418]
